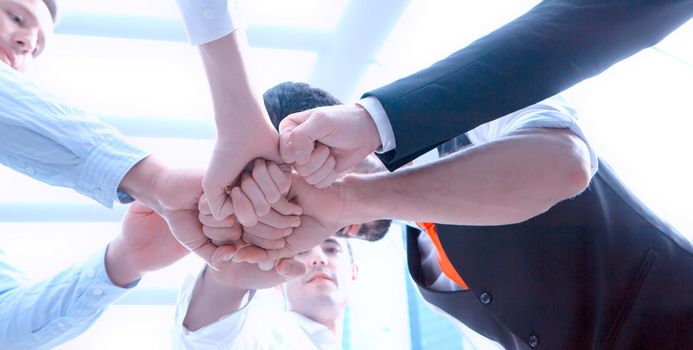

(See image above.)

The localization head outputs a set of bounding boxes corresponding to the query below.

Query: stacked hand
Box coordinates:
[106,202,190,287]
[197,104,381,273]
[278,104,381,186]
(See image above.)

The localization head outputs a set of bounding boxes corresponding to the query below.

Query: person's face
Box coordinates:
[337,220,391,242]
[0,0,53,72]
[284,236,357,317]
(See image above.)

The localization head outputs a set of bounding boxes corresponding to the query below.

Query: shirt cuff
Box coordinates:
[357,97,396,153]
[175,0,240,45]
[81,245,140,305]
[76,135,149,208]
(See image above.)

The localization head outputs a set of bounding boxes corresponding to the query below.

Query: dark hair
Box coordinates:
[42,0,58,22]
[263,81,342,131]
[262,82,392,243]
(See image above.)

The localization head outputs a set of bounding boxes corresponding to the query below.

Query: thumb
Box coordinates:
[204,187,235,221]
[279,111,334,165]
[276,258,306,279]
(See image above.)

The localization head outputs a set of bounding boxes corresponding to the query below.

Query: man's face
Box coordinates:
[0,0,53,72]
[284,236,357,317]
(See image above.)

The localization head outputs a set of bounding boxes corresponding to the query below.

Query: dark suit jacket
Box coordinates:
[406,160,693,349]
[365,0,693,171]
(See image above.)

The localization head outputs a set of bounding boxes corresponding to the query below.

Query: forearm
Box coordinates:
[343,129,591,226]
[0,247,134,348]
[183,267,250,331]
[118,156,168,214]
[104,239,142,288]
[198,30,275,140]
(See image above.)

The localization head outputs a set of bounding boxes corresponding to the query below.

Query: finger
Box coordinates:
[230,186,258,226]
[275,258,306,279]
[278,112,313,164]
[241,231,286,250]
[257,209,301,229]
[283,111,341,167]
[274,258,305,278]
[168,210,216,264]
[251,159,281,204]
[240,173,271,217]
[234,246,293,264]
[232,245,267,263]
[334,150,370,173]
[203,224,242,242]
[244,222,292,240]
[208,245,238,271]
[304,154,336,186]
[267,162,291,195]
[294,143,330,178]
[313,170,338,189]
[198,213,235,228]
[205,188,235,221]
[271,197,302,216]
[257,261,276,271]
[197,194,212,216]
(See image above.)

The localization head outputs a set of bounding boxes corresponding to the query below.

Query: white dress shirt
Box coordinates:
[173,276,340,350]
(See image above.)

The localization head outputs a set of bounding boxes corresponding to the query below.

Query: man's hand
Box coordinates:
[203,128,283,222]
[206,257,306,291]
[105,202,189,287]
[119,157,239,271]
[279,104,381,187]
[234,173,351,264]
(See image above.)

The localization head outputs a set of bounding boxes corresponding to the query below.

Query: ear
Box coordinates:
[342,224,360,237]
[351,263,359,281]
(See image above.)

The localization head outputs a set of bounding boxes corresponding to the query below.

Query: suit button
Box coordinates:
[479,292,492,304]
[528,334,539,348]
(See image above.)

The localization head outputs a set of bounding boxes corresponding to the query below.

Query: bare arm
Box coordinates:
[183,259,304,331]
[183,267,250,332]
[342,128,592,226]
[235,127,593,264]
[197,30,284,222]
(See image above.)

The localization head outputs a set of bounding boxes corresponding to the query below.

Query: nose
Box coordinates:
[308,248,328,267]
[12,28,38,55]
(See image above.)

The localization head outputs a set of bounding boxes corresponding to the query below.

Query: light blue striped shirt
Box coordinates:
[0,63,148,208]
[0,246,138,349]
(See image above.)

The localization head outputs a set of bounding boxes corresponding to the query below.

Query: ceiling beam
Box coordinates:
[307,0,411,100]
[54,13,329,51]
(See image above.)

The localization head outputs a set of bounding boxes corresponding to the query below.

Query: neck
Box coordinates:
[320,313,344,342]
[294,305,346,343]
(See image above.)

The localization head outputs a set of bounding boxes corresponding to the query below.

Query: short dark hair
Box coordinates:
[263,81,342,131]
[262,82,391,242]
[42,0,58,22]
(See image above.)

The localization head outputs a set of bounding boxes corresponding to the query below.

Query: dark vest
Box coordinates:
[407,160,693,349]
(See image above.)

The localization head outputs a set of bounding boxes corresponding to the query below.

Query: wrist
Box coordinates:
[118,156,168,213]
[104,239,142,288]
[202,266,251,298]
[354,101,386,153]
[356,105,383,154]
[337,174,385,226]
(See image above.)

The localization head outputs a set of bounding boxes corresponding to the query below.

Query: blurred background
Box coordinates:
[0,0,691,348]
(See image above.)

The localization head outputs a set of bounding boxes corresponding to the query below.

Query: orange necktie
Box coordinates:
[417,222,468,289]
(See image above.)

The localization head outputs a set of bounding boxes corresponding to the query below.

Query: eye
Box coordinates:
[323,246,342,255]
[10,13,22,25]
[296,250,308,256]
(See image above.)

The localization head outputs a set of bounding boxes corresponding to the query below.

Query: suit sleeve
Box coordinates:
[365,0,693,171]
